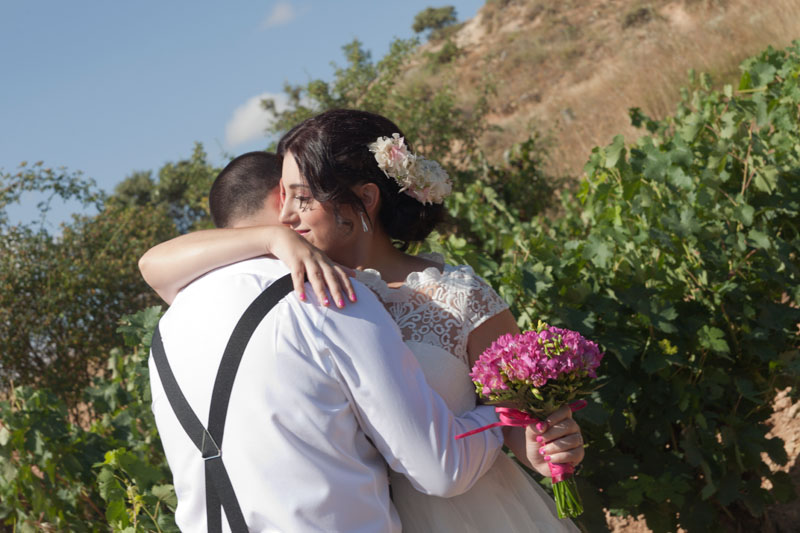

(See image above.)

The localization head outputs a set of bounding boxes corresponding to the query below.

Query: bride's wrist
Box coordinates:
[260,224,285,256]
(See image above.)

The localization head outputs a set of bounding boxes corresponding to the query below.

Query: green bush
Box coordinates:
[434,42,800,531]
[0,307,175,532]
[0,145,216,404]
[425,39,461,67]
[412,6,458,41]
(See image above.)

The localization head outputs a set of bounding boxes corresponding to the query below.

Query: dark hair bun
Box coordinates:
[376,181,445,245]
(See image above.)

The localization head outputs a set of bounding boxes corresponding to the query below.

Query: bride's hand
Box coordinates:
[526,404,585,478]
[267,226,356,308]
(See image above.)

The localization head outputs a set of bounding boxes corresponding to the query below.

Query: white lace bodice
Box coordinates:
[354,254,508,367]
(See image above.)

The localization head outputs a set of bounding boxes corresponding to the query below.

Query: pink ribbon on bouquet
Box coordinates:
[454,407,537,439]
[455,401,586,483]
[455,400,587,440]
[547,461,574,483]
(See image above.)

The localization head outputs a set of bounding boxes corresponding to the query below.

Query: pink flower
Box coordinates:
[389,143,406,163]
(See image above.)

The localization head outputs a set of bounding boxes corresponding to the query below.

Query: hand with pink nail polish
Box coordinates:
[524,404,584,479]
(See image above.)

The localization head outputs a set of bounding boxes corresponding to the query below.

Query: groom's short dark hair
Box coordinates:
[209,151,282,228]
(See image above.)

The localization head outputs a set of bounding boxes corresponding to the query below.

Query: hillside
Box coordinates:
[429,0,800,178]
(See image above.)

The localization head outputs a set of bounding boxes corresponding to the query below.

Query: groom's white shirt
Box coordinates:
[150,257,502,532]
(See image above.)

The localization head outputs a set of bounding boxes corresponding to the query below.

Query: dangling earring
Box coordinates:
[360,212,370,232]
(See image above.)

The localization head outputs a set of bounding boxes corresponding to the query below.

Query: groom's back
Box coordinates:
[150,257,394,532]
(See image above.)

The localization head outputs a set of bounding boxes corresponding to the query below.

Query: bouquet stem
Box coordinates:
[548,462,583,519]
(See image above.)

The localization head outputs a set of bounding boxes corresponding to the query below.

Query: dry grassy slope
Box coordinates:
[432,0,800,178]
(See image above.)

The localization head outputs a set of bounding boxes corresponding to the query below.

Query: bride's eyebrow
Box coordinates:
[285,183,310,190]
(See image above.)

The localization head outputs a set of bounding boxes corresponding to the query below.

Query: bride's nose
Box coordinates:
[278,194,297,226]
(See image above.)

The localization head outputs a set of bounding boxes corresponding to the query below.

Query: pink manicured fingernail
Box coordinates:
[337,298,345,308]
[539,447,547,455]
[536,422,547,432]
[322,298,330,306]
[299,293,306,301]
[350,293,357,302]
[535,436,544,444]
[544,455,551,462]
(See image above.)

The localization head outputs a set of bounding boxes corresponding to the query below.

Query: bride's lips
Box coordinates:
[294,229,310,235]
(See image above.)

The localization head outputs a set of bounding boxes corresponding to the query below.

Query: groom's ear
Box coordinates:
[356,183,381,215]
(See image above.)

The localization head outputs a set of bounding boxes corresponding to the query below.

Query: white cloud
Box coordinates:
[224,92,287,148]
[262,2,299,29]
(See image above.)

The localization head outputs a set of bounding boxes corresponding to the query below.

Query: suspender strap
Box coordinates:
[204,273,294,532]
[207,273,294,449]
[151,273,294,533]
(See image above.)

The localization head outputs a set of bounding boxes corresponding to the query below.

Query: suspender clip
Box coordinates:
[201,430,221,461]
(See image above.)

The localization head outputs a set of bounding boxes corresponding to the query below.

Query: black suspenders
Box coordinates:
[150,274,294,533]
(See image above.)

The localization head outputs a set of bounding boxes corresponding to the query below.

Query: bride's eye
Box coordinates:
[294,195,312,211]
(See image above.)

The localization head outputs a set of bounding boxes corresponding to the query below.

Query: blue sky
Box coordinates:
[1,0,484,227]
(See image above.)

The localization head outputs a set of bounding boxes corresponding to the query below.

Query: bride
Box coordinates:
[139,109,583,532]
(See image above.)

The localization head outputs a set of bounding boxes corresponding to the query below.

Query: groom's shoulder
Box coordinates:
[160,257,296,336]
[181,257,288,295]
[165,258,290,318]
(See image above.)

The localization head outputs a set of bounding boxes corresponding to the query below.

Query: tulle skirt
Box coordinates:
[391,453,580,533]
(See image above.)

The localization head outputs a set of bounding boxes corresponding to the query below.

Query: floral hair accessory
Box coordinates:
[368,133,452,205]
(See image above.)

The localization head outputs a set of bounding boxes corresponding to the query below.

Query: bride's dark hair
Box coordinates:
[276,109,445,250]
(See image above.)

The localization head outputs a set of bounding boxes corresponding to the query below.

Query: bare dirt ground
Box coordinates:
[761,389,800,531]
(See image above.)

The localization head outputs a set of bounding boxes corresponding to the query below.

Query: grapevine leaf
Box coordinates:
[698,326,730,356]
[152,484,178,509]
[747,229,771,250]
[105,499,130,527]
[735,204,754,226]
[605,135,626,168]
[583,236,613,269]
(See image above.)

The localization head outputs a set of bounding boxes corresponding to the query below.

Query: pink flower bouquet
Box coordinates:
[459,321,603,519]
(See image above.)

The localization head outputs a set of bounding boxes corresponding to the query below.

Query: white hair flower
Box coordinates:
[367,134,452,205]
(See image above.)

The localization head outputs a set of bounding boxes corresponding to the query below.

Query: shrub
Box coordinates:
[425,39,461,67]
[412,6,458,41]
[0,307,176,532]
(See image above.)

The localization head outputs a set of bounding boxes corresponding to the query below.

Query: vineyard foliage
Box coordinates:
[1,36,799,532]
[0,308,174,531]
[436,42,800,531]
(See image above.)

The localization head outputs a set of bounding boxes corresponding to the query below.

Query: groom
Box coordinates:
[149,153,508,531]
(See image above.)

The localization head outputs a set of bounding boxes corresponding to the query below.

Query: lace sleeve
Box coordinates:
[405,263,508,364]
[354,262,509,366]
[461,270,509,334]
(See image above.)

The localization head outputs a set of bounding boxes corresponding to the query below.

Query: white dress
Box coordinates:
[356,256,580,533]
